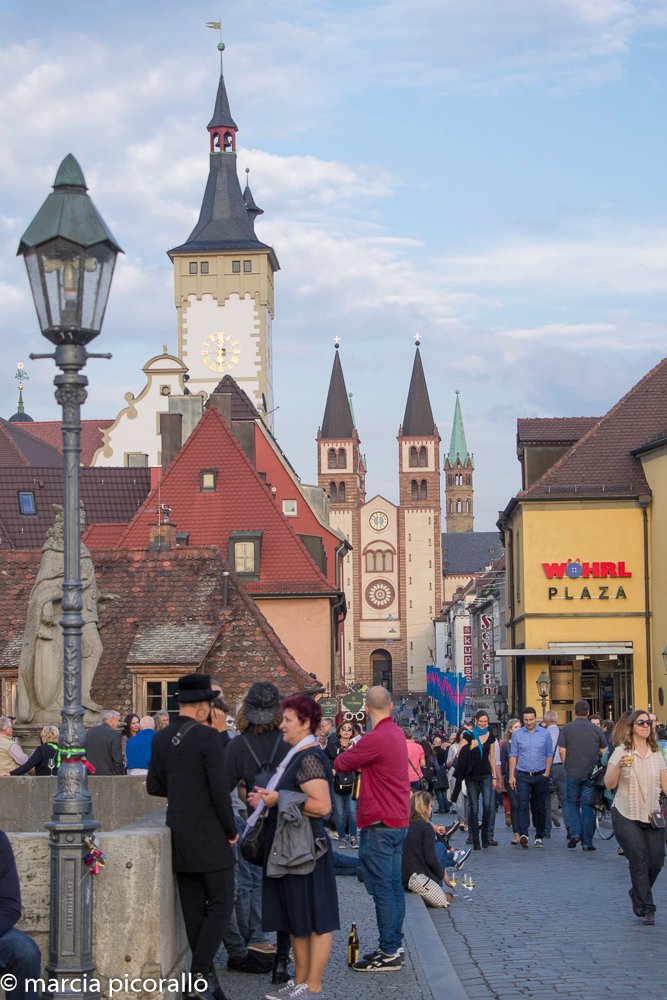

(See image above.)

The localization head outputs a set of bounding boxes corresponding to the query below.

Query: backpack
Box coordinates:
[241,733,283,789]
[589,760,608,809]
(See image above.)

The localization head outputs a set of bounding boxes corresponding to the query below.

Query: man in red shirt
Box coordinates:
[335,686,410,972]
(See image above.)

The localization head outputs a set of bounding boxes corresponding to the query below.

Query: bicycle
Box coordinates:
[594,800,615,840]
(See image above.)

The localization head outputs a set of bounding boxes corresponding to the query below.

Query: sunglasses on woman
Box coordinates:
[635,719,651,726]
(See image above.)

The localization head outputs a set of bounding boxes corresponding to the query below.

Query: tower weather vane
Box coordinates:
[206,19,224,72]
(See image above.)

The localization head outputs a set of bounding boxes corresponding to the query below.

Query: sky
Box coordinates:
[2,0,667,530]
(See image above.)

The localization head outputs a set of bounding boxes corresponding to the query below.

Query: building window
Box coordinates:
[200,261,209,274]
[337,448,346,469]
[449,500,453,514]
[329,482,337,500]
[383,550,393,572]
[338,482,346,502]
[1,678,17,717]
[144,679,180,718]
[232,260,241,273]
[229,531,262,579]
[411,480,418,500]
[125,452,148,468]
[18,491,36,515]
[420,480,427,500]
[456,499,462,513]
[243,260,252,272]
[419,446,427,467]
[282,499,298,517]
[466,499,470,513]
[327,448,337,469]
[365,551,375,572]
[189,262,197,274]
[409,446,418,467]
[200,469,218,492]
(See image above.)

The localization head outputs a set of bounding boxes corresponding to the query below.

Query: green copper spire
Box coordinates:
[448,390,471,466]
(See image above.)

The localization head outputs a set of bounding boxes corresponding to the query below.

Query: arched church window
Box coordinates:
[449,500,453,514]
[419,446,427,467]
[383,550,393,572]
[213,132,221,150]
[409,447,418,467]
[338,482,346,502]
[466,499,470,513]
[328,448,337,469]
[337,448,346,469]
[223,131,234,151]
[456,499,462,513]
[329,482,337,501]
[420,480,427,500]
[411,480,418,500]
[366,551,376,572]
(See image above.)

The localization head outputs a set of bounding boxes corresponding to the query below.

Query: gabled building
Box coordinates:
[96,403,343,691]
[499,357,667,722]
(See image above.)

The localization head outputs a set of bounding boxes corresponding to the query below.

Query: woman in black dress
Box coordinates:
[249,695,339,999]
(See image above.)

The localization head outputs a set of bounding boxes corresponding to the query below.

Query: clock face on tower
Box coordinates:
[365,579,396,610]
[369,511,389,531]
[200,331,241,373]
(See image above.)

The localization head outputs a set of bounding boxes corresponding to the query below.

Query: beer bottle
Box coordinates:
[347,922,359,966]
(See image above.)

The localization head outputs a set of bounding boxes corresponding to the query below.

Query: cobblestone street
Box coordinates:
[429,816,667,999]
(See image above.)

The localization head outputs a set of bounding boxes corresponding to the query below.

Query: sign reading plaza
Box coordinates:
[542,558,631,601]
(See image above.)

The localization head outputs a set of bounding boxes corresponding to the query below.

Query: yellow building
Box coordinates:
[498,358,667,722]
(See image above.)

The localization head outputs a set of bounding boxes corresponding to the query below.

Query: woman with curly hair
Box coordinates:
[605,709,667,925]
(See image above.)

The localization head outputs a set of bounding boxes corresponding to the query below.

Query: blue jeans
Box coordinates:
[516,773,547,838]
[234,813,266,943]
[359,826,408,955]
[434,788,450,813]
[544,764,567,835]
[566,776,595,847]
[467,774,493,843]
[333,791,358,839]
[0,927,43,1000]
[434,841,455,870]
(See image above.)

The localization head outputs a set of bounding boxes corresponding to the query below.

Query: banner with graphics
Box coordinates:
[427,667,467,726]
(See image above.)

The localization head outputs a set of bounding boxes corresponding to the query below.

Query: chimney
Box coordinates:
[207,392,232,426]
[159,412,183,471]
[149,504,177,550]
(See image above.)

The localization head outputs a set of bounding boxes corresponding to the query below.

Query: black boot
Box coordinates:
[272,956,290,984]
[472,839,481,851]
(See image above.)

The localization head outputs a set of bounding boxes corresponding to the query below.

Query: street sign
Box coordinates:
[318,697,339,719]
[341,692,364,715]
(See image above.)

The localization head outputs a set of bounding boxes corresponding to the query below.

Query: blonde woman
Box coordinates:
[605,709,667,925]
[5,725,60,775]
[401,791,455,906]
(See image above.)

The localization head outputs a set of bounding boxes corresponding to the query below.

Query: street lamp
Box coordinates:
[18,154,122,997]
[493,689,508,728]
[536,669,551,720]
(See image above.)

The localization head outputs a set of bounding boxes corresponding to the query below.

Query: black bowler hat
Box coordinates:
[176,673,216,703]
[245,683,280,724]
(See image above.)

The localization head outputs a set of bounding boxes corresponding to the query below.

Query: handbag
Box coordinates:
[635,758,666,828]
[409,758,429,792]
[408,873,449,908]
[240,811,267,864]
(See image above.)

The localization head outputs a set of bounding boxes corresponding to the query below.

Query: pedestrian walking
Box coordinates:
[543,710,566,837]
[500,719,521,844]
[605,709,667,925]
[327,721,359,848]
[335,686,410,972]
[558,700,606,851]
[509,706,553,848]
[147,673,238,1000]
[456,711,499,850]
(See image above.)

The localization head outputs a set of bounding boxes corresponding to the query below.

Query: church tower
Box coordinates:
[444,391,474,532]
[169,41,280,428]
[317,343,365,681]
[397,340,442,692]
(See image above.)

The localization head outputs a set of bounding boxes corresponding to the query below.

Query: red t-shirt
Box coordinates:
[335,717,410,829]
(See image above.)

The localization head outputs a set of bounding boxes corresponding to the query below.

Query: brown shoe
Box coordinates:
[505,812,512,827]
[512,832,520,845]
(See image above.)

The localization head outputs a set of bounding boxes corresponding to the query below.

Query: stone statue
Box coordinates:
[16,504,103,725]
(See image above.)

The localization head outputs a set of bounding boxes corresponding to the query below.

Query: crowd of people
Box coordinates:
[1,685,665,1000]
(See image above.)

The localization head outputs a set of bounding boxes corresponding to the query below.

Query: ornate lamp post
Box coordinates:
[493,689,508,729]
[18,154,122,996]
[536,669,551,720]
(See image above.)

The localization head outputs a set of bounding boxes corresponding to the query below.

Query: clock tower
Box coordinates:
[169,42,279,428]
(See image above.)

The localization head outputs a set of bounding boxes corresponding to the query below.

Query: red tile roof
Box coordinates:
[17,420,113,466]
[83,523,126,548]
[0,420,62,467]
[516,417,599,445]
[519,358,667,500]
[0,547,320,713]
[117,407,337,597]
[0,467,151,550]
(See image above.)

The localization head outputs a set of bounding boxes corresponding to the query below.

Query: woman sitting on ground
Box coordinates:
[401,791,455,907]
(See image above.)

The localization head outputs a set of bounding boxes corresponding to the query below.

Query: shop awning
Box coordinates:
[496,644,633,657]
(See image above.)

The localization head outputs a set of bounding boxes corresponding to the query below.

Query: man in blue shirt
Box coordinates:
[509,707,553,849]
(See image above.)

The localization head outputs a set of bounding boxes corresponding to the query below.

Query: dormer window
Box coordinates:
[229,531,262,580]
[18,491,36,515]
[200,469,218,492]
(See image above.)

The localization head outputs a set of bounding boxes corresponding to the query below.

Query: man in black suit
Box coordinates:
[84,710,123,775]
[147,674,238,1000]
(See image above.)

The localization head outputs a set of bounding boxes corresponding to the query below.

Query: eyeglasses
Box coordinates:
[635,719,651,726]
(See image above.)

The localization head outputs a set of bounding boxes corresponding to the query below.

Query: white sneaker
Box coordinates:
[338,837,348,849]
[349,836,358,848]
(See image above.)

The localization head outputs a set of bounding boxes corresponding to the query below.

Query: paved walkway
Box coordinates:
[214,863,440,1000]
[429,816,667,999]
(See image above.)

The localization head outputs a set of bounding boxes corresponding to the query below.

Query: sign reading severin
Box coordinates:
[542,559,631,601]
